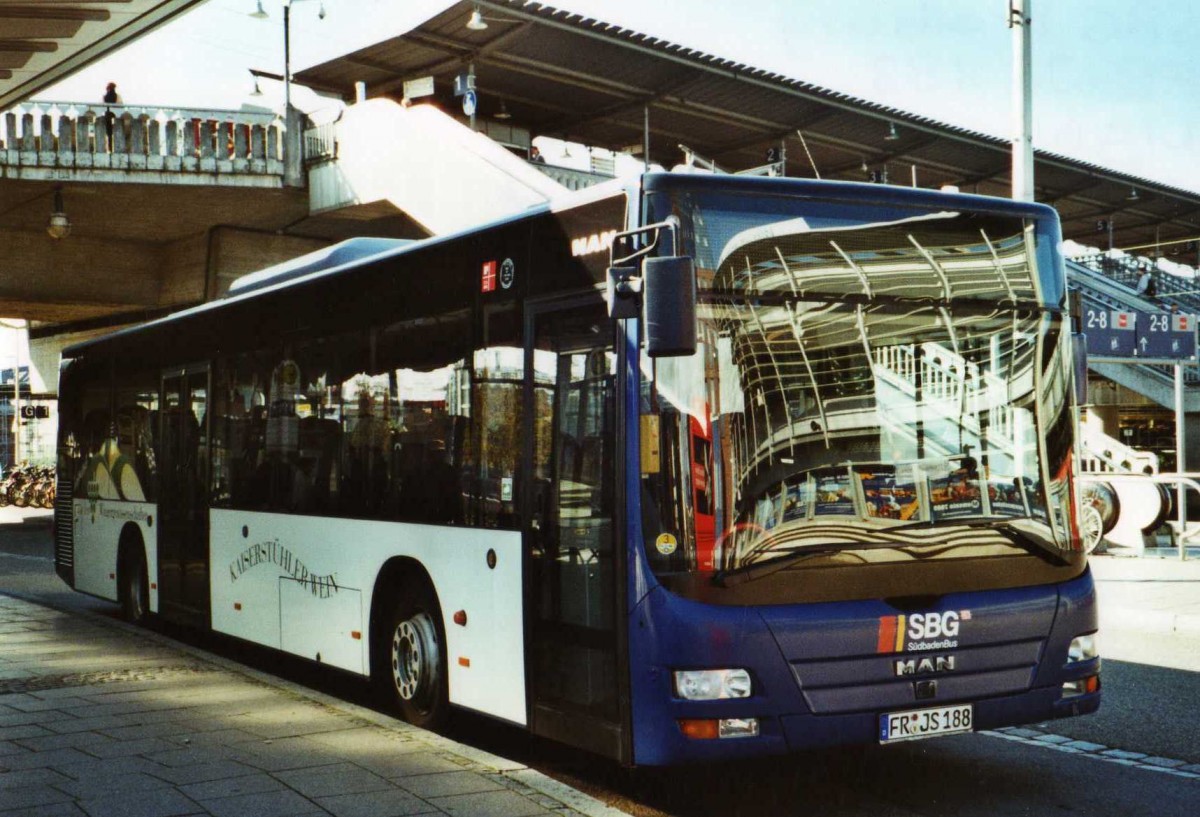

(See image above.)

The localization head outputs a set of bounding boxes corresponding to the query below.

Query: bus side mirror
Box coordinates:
[644,256,697,358]
[1072,332,1088,405]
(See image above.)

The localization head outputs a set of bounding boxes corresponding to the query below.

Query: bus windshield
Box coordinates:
[638,184,1080,594]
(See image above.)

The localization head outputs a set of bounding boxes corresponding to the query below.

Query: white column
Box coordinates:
[1010,0,1034,201]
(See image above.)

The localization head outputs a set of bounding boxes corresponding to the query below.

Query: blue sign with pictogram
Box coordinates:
[1083,305,1136,357]
[1082,300,1197,360]
[1139,311,1197,360]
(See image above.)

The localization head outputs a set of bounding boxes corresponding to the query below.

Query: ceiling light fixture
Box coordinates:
[496,99,511,120]
[250,0,268,19]
[1127,187,1139,202]
[885,122,899,141]
[466,7,488,30]
[47,186,71,240]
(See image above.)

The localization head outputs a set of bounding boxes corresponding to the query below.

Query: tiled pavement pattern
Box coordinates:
[0,595,628,817]
[985,727,1200,779]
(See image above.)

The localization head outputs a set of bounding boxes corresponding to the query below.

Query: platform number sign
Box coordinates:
[1140,312,1198,360]
[1083,306,1135,356]
[1082,300,1198,360]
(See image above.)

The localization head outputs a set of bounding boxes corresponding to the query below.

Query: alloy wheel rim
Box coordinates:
[391,612,439,705]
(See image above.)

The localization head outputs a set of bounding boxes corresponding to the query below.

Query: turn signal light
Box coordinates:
[677,718,760,740]
[1061,674,1101,698]
[678,719,720,740]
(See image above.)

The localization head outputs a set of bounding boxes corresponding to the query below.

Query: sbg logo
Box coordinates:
[907,611,960,640]
[876,609,971,653]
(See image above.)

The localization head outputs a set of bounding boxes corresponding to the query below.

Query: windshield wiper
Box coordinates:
[711,541,900,588]
[886,517,1070,566]
[710,518,1070,588]
[711,548,834,588]
[951,518,1071,566]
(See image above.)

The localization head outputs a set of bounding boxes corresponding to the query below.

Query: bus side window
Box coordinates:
[470,304,523,529]
[372,309,471,526]
[76,404,111,497]
[218,351,270,510]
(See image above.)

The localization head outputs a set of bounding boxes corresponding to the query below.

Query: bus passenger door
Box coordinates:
[157,366,211,625]
[524,296,627,762]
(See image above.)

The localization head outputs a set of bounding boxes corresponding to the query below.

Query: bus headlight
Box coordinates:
[1067,633,1098,663]
[673,668,752,700]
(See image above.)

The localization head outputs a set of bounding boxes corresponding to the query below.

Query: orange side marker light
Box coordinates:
[678,719,720,740]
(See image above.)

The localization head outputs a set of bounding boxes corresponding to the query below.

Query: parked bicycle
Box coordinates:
[0,464,56,509]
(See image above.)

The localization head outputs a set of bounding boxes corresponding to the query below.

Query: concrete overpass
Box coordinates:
[0,100,321,324]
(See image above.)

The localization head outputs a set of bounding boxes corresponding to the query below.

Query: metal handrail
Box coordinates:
[1071,253,1200,313]
[1079,471,1200,560]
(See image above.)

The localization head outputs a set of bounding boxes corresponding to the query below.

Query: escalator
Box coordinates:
[1067,258,1200,413]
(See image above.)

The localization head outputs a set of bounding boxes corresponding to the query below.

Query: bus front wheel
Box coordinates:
[378,580,449,731]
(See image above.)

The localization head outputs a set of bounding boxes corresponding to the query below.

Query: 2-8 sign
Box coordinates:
[1084,306,1135,356]
[1140,312,1198,360]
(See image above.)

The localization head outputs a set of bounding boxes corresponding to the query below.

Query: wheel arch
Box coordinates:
[116,521,150,621]
[116,522,146,576]
[368,556,438,676]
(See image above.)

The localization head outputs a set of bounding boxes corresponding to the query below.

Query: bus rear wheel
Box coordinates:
[378,580,449,731]
[119,546,149,624]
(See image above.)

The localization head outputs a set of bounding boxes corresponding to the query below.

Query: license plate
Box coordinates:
[879,703,973,744]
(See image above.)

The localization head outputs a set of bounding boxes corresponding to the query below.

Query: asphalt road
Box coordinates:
[3,513,1199,817]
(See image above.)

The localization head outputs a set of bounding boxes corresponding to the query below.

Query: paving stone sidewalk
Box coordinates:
[0,594,627,817]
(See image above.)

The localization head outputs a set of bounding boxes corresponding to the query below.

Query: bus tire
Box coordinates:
[377,578,449,731]
[119,540,150,625]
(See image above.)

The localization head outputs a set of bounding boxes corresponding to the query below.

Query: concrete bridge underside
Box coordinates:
[0,177,317,324]
[0,174,427,328]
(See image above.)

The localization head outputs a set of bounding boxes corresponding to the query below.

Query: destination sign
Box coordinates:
[1082,302,1197,361]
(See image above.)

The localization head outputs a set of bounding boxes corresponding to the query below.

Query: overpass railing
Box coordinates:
[1,101,285,176]
[1071,252,1200,313]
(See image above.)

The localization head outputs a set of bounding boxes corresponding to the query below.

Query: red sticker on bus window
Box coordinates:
[481,260,497,292]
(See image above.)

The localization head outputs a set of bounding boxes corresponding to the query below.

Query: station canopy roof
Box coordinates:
[0,0,208,110]
[296,0,1200,256]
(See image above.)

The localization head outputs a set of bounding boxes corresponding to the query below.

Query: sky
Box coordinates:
[39,0,1200,193]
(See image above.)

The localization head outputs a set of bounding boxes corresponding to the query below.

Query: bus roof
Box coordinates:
[61,173,1057,360]
[60,178,634,359]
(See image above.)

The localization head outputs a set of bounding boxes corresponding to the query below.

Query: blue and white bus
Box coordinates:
[55,172,1099,766]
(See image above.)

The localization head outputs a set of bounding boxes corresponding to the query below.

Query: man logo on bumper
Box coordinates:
[895,655,956,676]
